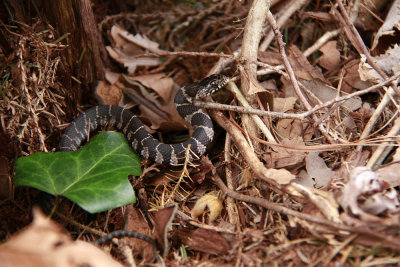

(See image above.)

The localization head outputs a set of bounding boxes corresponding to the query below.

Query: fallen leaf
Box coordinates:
[191,193,223,223]
[116,27,163,53]
[122,75,186,131]
[297,152,334,188]
[257,51,282,65]
[265,137,307,169]
[376,147,400,187]
[130,74,174,103]
[104,69,121,84]
[152,205,178,258]
[284,45,362,111]
[247,74,269,95]
[124,206,154,262]
[275,119,312,140]
[177,227,230,255]
[286,45,328,82]
[286,182,340,222]
[358,55,382,83]
[319,41,341,71]
[372,45,400,76]
[338,167,399,219]
[95,81,123,105]
[0,208,123,267]
[342,59,371,93]
[260,79,277,91]
[191,156,214,184]
[300,22,315,50]
[285,79,362,112]
[371,0,400,52]
[264,166,296,184]
[106,25,161,74]
[273,96,297,113]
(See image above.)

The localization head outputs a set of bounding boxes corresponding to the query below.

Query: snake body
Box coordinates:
[59,74,228,165]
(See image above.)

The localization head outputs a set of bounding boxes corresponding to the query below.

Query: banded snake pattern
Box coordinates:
[59,74,229,165]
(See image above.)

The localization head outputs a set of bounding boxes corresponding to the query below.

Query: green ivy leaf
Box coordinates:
[14,131,141,213]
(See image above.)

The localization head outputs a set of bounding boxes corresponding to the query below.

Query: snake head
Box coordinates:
[194,74,229,99]
[181,74,229,102]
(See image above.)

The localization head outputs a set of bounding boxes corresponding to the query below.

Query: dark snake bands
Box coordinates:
[59,74,229,165]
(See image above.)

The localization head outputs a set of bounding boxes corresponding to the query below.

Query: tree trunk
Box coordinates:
[1,0,107,101]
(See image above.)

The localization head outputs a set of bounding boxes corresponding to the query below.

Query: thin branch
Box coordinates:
[212,173,400,250]
[210,108,295,185]
[334,0,400,95]
[259,0,309,51]
[227,81,277,143]
[224,133,239,226]
[195,73,400,120]
[367,115,400,168]
[134,51,232,59]
[303,29,340,57]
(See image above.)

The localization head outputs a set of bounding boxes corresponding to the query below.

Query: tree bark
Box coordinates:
[1,0,108,100]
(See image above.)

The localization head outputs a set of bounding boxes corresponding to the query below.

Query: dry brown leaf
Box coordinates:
[191,194,223,223]
[318,41,341,71]
[300,22,315,50]
[358,55,382,83]
[297,152,334,188]
[371,0,400,51]
[177,227,230,255]
[285,79,362,112]
[257,51,282,65]
[107,47,159,74]
[116,27,163,53]
[266,137,306,169]
[104,69,121,84]
[266,167,296,185]
[106,25,160,74]
[338,167,399,219]
[285,46,362,111]
[260,79,277,91]
[286,45,328,82]
[372,45,400,76]
[342,59,371,93]
[275,119,311,140]
[129,74,174,103]
[275,118,293,138]
[247,74,269,95]
[122,75,186,131]
[342,115,357,130]
[376,147,400,187]
[124,206,155,262]
[191,156,214,184]
[273,96,297,113]
[152,205,177,258]
[95,81,123,106]
[287,182,340,222]
[0,208,122,267]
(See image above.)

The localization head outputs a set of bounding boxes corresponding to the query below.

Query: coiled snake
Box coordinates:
[59,74,229,165]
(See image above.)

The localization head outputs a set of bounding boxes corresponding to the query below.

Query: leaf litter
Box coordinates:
[2,0,400,266]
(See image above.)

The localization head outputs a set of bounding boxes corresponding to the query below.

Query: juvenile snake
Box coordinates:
[59,74,229,164]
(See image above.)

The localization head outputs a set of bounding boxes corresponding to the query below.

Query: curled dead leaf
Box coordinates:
[338,167,399,219]
[106,26,161,74]
[191,194,223,222]
[0,208,122,267]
